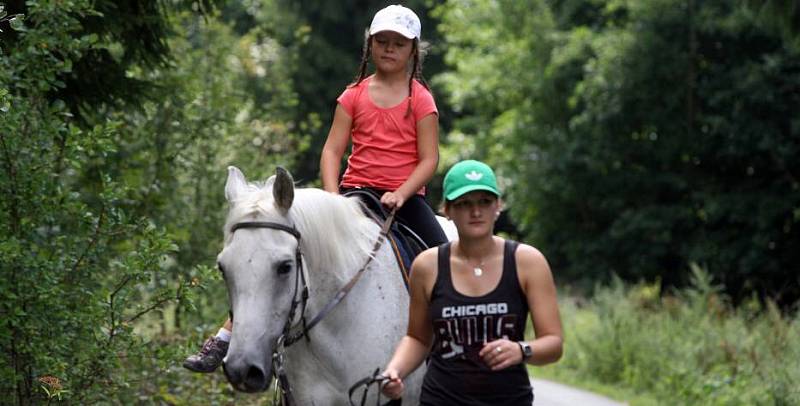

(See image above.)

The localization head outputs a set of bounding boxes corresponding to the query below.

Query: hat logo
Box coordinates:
[465,171,483,181]
[395,15,416,31]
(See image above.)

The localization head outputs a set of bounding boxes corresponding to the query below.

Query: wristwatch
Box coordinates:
[517,341,533,360]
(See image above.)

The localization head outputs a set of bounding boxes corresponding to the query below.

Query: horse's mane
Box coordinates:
[290,188,382,273]
[224,180,381,274]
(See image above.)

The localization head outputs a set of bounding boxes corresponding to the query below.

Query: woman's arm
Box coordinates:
[381,113,439,208]
[518,244,563,365]
[319,104,353,194]
[480,243,563,371]
[381,248,437,399]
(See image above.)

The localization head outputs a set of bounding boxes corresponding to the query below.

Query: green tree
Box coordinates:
[436,0,800,304]
[108,7,301,335]
[745,0,800,48]
[0,2,196,403]
[0,0,222,123]
[2,1,306,403]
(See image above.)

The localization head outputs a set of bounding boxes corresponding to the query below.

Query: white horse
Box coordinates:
[219,166,434,405]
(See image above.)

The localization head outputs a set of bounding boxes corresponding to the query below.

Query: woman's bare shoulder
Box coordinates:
[514,242,552,277]
[410,247,440,281]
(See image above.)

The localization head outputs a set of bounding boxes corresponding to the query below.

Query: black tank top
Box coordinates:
[420,240,533,405]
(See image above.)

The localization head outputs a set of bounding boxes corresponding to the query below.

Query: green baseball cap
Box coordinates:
[443,160,501,201]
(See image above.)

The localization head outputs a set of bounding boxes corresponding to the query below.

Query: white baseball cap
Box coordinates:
[369,5,421,39]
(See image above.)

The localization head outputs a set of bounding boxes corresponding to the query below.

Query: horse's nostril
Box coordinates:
[244,365,268,390]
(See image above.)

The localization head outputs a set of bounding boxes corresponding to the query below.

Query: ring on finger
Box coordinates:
[495,346,502,353]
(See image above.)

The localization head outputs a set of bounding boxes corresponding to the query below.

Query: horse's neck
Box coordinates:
[298,230,380,310]
[287,241,406,402]
[284,193,415,403]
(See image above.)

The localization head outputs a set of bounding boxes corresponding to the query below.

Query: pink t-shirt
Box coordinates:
[337,76,438,194]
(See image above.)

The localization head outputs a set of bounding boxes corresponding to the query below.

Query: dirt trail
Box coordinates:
[531,378,627,406]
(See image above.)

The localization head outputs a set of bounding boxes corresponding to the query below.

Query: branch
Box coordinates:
[106,274,133,344]
[126,277,188,324]
[124,295,171,324]
[72,270,134,401]
[53,127,68,179]
[69,205,106,277]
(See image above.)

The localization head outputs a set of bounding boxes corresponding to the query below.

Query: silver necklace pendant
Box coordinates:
[473,267,483,277]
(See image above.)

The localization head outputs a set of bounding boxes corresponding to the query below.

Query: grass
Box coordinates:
[530,266,800,405]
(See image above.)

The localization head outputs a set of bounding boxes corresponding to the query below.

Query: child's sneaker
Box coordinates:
[183,336,229,373]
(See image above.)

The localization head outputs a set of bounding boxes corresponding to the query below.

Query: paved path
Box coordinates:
[531,378,627,406]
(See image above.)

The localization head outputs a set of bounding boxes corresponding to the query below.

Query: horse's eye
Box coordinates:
[277,261,293,275]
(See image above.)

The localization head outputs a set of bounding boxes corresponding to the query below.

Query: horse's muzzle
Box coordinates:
[223,357,272,392]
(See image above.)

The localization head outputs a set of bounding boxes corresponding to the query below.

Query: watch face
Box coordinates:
[520,342,532,358]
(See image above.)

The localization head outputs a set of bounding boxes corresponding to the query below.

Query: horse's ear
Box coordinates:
[225,166,248,202]
[273,166,294,213]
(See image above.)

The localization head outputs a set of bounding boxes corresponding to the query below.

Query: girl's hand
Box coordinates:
[479,339,523,371]
[380,368,404,400]
[381,191,405,209]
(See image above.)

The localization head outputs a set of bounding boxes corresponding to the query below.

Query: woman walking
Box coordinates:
[381,160,564,404]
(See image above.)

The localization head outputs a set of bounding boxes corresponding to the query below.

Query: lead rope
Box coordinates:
[347,368,401,406]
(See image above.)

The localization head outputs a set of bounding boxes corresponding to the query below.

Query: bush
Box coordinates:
[0,2,205,403]
[546,266,800,405]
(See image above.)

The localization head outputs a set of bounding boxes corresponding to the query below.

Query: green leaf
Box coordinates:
[82,33,98,44]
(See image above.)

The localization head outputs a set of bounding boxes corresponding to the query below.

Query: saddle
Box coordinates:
[343,188,429,289]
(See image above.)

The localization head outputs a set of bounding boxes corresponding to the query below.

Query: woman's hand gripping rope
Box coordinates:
[348,368,402,406]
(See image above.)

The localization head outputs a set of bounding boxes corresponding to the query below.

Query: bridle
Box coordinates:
[228,210,396,405]
[229,221,309,343]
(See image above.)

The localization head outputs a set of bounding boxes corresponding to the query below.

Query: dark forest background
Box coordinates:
[1,0,798,403]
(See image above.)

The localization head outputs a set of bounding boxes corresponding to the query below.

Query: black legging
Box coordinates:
[395,194,449,248]
[341,187,448,248]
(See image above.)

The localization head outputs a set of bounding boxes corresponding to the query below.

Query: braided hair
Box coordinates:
[351,30,430,118]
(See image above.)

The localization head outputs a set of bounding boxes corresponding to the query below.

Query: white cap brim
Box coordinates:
[369,23,416,39]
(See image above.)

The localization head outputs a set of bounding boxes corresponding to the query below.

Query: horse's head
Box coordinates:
[219,166,300,392]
